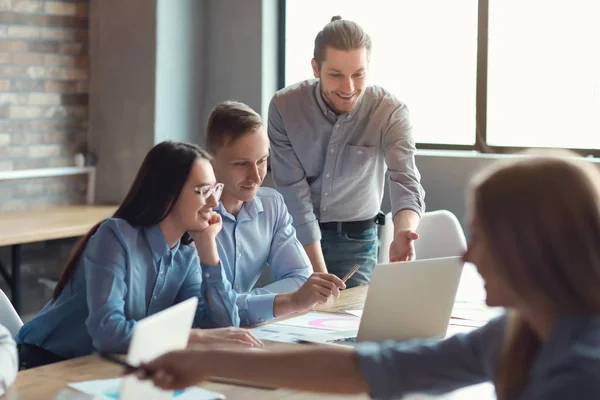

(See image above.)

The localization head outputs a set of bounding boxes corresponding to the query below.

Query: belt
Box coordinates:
[319,217,378,234]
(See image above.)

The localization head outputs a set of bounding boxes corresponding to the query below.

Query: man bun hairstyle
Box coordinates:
[313,15,372,68]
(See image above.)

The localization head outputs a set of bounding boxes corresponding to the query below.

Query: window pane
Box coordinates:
[285,0,478,145]
[487,0,600,149]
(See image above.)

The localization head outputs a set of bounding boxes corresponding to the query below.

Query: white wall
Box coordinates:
[415,151,600,233]
[155,0,207,144]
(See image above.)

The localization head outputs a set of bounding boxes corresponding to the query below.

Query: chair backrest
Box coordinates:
[378,210,467,262]
[0,290,22,337]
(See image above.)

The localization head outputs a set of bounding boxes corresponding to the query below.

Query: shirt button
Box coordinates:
[335,123,340,128]
[322,207,327,211]
[153,296,157,300]
[324,192,329,196]
[357,150,363,155]
[234,285,239,289]
[259,318,265,323]
[325,173,330,178]
[238,252,242,258]
[205,272,210,278]
[329,148,335,153]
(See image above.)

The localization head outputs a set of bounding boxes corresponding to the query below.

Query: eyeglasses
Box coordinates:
[194,183,224,201]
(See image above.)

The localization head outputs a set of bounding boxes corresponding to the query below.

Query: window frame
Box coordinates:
[278,0,600,158]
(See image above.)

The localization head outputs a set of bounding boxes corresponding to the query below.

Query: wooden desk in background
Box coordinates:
[0,205,117,312]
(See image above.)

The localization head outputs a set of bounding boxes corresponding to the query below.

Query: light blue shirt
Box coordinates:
[356,314,600,399]
[215,187,312,326]
[16,218,239,359]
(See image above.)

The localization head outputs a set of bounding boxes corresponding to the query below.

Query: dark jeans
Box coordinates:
[18,343,66,370]
[321,226,378,288]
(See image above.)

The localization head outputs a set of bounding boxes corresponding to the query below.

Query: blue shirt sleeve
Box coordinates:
[235,193,312,326]
[83,222,136,353]
[175,253,240,328]
[354,315,507,399]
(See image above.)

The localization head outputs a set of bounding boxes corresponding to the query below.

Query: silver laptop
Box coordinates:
[303,256,464,346]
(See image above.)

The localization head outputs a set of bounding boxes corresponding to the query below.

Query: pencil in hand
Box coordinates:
[341,264,359,284]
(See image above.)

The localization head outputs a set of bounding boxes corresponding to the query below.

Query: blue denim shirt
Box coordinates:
[356,314,600,399]
[16,218,239,359]
[215,188,312,326]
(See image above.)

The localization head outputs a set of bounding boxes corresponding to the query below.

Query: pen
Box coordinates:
[341,264,359,284]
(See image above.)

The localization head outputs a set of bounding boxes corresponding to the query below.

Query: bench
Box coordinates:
[0,167,117,313]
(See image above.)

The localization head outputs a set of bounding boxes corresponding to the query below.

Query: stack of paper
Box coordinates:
[450,300,504,329]
[250,311,360,343]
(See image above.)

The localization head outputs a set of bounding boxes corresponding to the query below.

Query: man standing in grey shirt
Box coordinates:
[268,16,425,286]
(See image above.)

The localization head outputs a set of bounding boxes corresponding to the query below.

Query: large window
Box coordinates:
[283,0,600,154]
[487,0,600,149]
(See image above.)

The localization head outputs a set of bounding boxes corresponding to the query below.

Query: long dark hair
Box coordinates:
[52,141,211,301]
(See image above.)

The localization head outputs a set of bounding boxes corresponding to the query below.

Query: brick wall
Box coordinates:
[0,0,90,317]
[0,0,89,213]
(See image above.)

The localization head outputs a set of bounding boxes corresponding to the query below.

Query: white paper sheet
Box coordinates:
[451,300,504,322]
[250,323,332,343]
[68,377,225,400]
[342,309,364,318]
[273,312,360,331]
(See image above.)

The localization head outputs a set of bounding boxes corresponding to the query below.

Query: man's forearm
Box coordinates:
[393,209,420,235]
[303,242,328,273]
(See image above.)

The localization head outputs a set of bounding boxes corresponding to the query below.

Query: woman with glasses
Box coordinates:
[16,141,262,370]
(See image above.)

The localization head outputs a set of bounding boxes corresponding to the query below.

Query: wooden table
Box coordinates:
[3,286,494,399]
[4,287,370,400]
[0,205,117,312]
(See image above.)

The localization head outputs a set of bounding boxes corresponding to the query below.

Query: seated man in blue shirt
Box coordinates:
[201,101,346,326]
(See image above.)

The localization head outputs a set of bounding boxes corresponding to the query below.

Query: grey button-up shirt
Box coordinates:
[268,79,425,245]
[356,314,600,399]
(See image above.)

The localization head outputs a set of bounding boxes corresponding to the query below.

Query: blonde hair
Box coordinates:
[205,101,263,154]
[468,150,600,399]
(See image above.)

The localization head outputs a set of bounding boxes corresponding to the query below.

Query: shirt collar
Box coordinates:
[216,196,264,223]
[314,80,366,120]
[144,224,179,261]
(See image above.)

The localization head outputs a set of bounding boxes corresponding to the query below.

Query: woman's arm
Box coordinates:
[84,221,136,353]
[184,212,240,327]
[175,253,240,328]
[142,315,508,398]
[144,345,367,394]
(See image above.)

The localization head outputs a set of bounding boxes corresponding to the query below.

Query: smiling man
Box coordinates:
[268,16,426,287]
[203,101,345,326]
